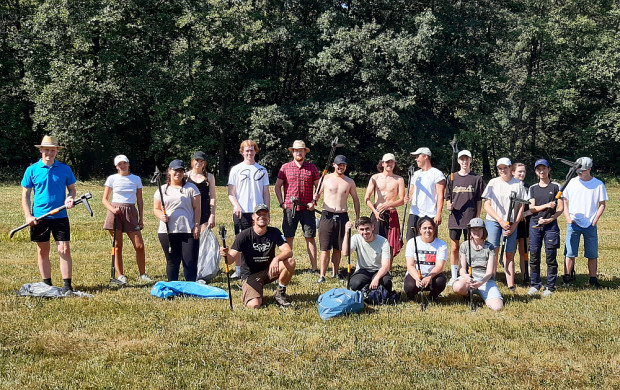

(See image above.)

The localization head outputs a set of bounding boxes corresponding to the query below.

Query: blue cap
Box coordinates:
[534,159,550,168]
[169,159,185,170]
[334,155,348,165]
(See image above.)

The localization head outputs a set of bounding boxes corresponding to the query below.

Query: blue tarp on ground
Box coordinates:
[150,281,229,300]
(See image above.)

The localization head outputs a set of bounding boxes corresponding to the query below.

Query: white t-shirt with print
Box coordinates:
[409,167,445,217]
[228,162,270,213]
[405,237,448,277]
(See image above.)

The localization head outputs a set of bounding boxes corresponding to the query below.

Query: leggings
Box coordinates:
[349,269,393,292]
[158,233,198,282]
[404,273,447,300]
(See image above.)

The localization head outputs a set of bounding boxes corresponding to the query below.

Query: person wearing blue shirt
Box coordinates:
[21,135,77,292]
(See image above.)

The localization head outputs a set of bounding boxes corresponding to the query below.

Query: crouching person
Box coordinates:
[404,217,447,303]
[341,217,393,292]
[220,204,295,308]
[452,218,503,311]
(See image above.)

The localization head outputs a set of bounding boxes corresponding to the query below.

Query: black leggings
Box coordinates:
[404,273,446,300]
[158,233,198,282]
[349,269,393,292]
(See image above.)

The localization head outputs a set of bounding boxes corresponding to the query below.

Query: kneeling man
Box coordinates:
[220,204,295,308]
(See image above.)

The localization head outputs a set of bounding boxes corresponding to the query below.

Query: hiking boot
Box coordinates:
[562,274,572,286]
[589,278,602,289]
[317,276,326,283]
[118,275,128,285]
[447,276,457,287]
[139,274,152,282]
[527,287,539,296]
[230,271,241,280]
[274,287,292,307]
[542,288,553,297]
[522,276,531,286]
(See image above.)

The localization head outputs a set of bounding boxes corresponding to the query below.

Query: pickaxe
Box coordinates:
[151,166,171,253]
[555,158,582,281]
[497,191,529,268]
[314,137,344,201]
[10,192,94,238]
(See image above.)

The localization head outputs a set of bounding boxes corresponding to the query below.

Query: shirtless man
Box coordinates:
[364,153,406,257]
[314,155,361,282]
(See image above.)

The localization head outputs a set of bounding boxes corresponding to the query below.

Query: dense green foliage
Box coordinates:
[1,0,618,180]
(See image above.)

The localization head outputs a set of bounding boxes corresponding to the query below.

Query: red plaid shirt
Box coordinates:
[277,160,320,210]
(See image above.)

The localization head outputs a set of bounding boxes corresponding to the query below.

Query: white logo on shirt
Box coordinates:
[253,242,272,252]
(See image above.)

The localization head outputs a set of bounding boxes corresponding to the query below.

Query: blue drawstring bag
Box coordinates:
[317,288,364,320]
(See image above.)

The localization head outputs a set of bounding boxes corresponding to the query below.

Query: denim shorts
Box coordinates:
[473,279,503,302]
[564,223,598,259]
[486,220,517,253]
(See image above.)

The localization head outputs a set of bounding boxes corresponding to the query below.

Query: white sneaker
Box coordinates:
[527,286,539,296]
[139,274,152,282]
[230,271,241,280]
[447,276,457,287]
[117,275,128,285]
[542,288,553,297]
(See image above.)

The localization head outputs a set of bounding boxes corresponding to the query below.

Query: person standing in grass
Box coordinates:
[527,159,563,297]
[153,159,201,282]
[220,204,295,308]
[102,155,150,285]
[512,162,531,285]
[364,153,405,258]
[403,217,447,303]
[21,135,77,293]
[227,140,270,280]
[314,155,360,283]
[452,218,503,311]
[187,151,216,232]
[561,157,607,288]
[341,217,393,292]
[275,140,320,272]
[445,150,484,287]
[482,157,527,290]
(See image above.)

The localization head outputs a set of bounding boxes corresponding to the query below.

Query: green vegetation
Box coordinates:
[0,184,618,389]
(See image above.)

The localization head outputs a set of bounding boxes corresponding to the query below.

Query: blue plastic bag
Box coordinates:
[150,281,229,300]
[317,288,364,320]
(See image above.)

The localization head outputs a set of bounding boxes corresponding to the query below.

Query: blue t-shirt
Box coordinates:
[21,160,77,218]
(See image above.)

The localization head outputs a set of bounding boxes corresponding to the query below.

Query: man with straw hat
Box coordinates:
[275,140,321,272]
[21,135,77,292]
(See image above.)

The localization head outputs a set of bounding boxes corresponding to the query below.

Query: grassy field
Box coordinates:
[0,183,619,389]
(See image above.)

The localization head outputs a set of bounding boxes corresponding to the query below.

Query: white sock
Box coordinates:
[278,283,287,290]
[451,265,459,279]
[236,266,241,274]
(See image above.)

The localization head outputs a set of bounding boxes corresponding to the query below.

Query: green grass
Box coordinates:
[0,184,619,389]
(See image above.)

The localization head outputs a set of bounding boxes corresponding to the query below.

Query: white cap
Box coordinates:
[576,157,593,172]
[458,150,472,159]
[382,153,396,162]
[496,157,512,167]
[411,147,432,157]
[114,155,129,166]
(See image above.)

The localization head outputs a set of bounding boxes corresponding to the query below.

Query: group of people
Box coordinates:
[20,136,607,311]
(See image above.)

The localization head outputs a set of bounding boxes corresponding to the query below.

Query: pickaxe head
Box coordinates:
[218,225,227,241]
[555,157,581,169]
[450,135,458,153]
[331,137,344,148]
[509,191,529,205]
[76,192,94,217]
[150,166,162,184]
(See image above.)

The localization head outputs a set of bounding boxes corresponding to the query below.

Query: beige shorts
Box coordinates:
[241,269,278,304]
[103,203,141,233]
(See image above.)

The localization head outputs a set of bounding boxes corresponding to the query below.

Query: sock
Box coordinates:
[63,278,73,291]
[43,278,52,286]
[278,283,286,291]
[236,266,241,274]
[451,265,458,279]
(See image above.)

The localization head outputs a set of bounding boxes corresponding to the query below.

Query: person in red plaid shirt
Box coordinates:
[275,140,321,272]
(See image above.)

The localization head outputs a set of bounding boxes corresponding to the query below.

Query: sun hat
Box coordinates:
[288,140,310,152]
[35,135,64,149]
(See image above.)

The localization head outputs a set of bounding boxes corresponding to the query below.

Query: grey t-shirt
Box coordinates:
[459,241,495,280]
[350,233,391,272]
[154,183,200,233]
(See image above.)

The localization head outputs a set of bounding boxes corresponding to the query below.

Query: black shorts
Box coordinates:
[282,208,316,238]
[319,211,348,251]
[449,228,469,241]
[233,212,253,235]
[30,217,70,242]
[517,217,531,239]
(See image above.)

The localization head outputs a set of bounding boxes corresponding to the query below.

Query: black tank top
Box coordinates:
[187,173,211,224]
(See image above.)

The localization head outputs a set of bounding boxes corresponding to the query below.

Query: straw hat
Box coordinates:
[35,135,64,149]
[288,140,310,152]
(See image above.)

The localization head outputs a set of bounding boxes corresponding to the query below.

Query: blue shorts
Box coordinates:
[457,277,503,301]
[486,220,517,253]
[564,223,598,259]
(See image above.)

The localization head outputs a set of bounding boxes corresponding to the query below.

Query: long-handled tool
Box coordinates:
[447,136,458,215]
[10,192,94,238]
[314,136,344,201]
[400,165,415,245]
[555,158,582,281]
[218,225,233,311]
[291,196,321,217]
[412,226,429,311]
[347,225,352,289]
[497,191,530,269]
[151,166,171,253]
[467,225,475,311]
[110,216,125,286]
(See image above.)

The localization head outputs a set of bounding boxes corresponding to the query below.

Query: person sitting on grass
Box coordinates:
[452,218,503,311]
[403,217,447,303]
[102,155,150,285]
[341,217,393,292]
[220,204,295,308]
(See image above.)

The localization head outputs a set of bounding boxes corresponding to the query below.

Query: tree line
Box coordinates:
[1,0,618,182]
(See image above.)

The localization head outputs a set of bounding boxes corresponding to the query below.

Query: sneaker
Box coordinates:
[312,269,320,274]
[118,275,128,285]
[527,286,539,296]
[274,287,292,307]
[230,271,241,280]
[589,279,602,289]
[507,285,516,292]
[139,274,152,282]
[447,276,457,287]
[562,274,572,286]
[542,288,553,297]
[317,276,326,283]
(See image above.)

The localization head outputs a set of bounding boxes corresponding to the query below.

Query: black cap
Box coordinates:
[169,159,185,170]
[192,151,207,161]
[334,155,348,165]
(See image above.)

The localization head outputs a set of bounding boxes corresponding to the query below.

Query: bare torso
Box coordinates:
[370,173,403,209]
[322,173,355,212]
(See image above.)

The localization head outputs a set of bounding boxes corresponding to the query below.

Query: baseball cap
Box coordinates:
[458,150,472,159]
[411,147,432,157]
[168,159,185,170]
[114,155,129,166]
[468,218,485,228]
[382,153,396,162]
[496,157,512,167]
[192,151,207,161]
[576,157,593,172]
[253,204,270,213]
[534,159,550,168]
[334,155,348,165]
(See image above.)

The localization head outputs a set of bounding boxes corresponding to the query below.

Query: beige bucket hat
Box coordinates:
[35,135,64,149]
[288,140,310,152]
